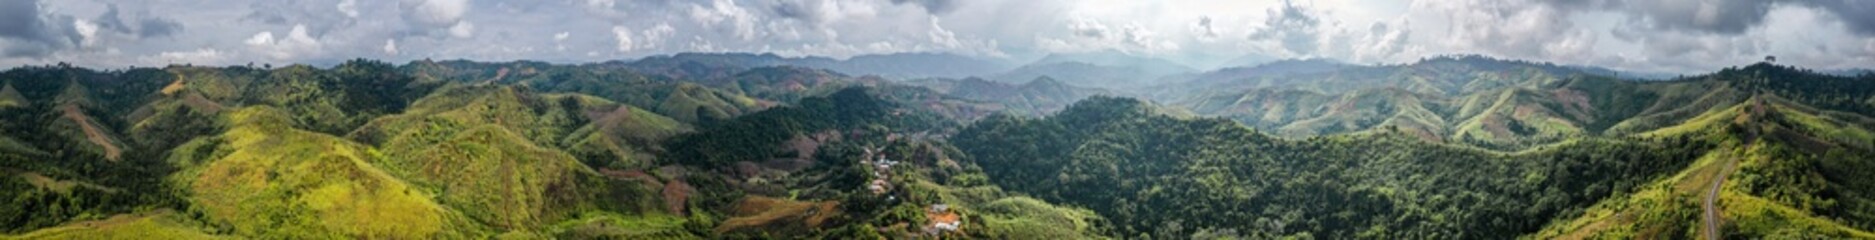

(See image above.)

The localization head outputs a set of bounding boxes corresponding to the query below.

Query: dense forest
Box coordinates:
[955,96,1711,238]
[0,54,1872,239]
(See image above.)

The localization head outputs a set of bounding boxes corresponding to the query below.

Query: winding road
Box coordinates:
[1706,97,1765,240]
[1702,156,1736,240]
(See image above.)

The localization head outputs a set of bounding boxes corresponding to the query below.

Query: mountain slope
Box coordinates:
[954,96,1712,238]
[1536,96,1875,239]
[169,107,479,239]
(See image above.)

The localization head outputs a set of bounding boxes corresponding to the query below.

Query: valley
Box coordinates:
[0,54,1870,239]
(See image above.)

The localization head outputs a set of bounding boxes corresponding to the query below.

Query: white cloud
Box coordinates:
[338,0,360,18]
[613,25,635,52]
[245,32,276,46]
[144,48,225,64]
[245,24,322,60]
[642,23,676,49]
[449,21,474,38]
[688,0,761,41]
[403,0,469,28]
[7,0,1873,74]
[73,19,100,47]
[383,39,398,54]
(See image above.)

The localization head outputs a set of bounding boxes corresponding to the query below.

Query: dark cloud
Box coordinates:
[890,0,959,14]
[1624,0,1773,34]
[1248,0,1325,55]
[0,0,48,40]
[769,1,829,24]
[1802,0,1875,35]
[243,0,356,35]
[95,4,184,38]
[1534,0,1789,34]
[0,0,77,57]
[1197,16,1217,38]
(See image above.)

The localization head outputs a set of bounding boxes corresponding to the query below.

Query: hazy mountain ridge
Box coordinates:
[993,51,1199,89]
[620,52,1009,80]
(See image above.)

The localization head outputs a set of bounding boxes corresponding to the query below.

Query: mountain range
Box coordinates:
[0,52,1871,239]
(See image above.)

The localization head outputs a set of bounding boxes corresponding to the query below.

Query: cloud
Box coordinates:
[144,48,226,64]
[1800,0,1875,35]
[383,39,398,54]
[0,0,78,57]
[890,0,961,14]
[245,24,322,60]
[94,4,184,38]
[1194,16,1219,39]
[4,0,1872,74]
[338,0,360,18]
[1616,0,1775,34]
[642,23,676,49]
[402,0,468,28]
[245,32,274,46]
[613,25,634,52]
[449,21,474,38]
[688,0,762,41]
[1248,0,1330,57]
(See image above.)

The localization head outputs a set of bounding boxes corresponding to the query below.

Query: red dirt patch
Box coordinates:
[1550,89,1595,120]
[662,180,694,215]
[924,204,963,235]
[60,104,122,161]
[1480,114,1513,140]
[159,77,187,96]
[714,196,842,235]
[180,92,224,114]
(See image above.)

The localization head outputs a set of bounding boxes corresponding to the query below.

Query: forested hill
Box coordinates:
[956,96,1712,238]
[0,60,1106,238]
[947,61,1875,238]
[1,57,1872,239]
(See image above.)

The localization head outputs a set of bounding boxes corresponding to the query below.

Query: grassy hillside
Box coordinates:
[168,107,479,238]
[1536,96,1875,238]
[2,57,1871,239]
[955,96,1713,238]
[2,210,226,240]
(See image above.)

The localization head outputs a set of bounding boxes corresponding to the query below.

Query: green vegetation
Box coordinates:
[1,56,1871,239]
[3,210,227,240]
[169,107,475,239]
[956,97,1712,238]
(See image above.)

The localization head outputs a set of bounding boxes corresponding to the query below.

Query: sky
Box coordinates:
[1,0,1871,74]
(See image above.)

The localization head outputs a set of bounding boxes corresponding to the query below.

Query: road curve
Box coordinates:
[1702,157,1735,240]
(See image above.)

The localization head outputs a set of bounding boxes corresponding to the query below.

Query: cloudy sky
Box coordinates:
[1,0,1871,73]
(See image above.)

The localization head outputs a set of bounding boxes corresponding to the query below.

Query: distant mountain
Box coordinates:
[913,76,1114,116]
[1213,53,1280,70]
[1162,58,1350,88]
[827,53,1013,79]
[1167,59,1875,150]
[992,51,1197,89]
[620,52,1008,80]
[1824,68,1875,77]
[1566,65,1678,80]
[1160,55,1595,99]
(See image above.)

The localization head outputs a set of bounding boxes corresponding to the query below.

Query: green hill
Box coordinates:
[2,210,227,239]
[1535,96,1875,239]
[1,57,1871,239]
[168,107,479,238]
[955,96,1713,238]
[0,83,24,109]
